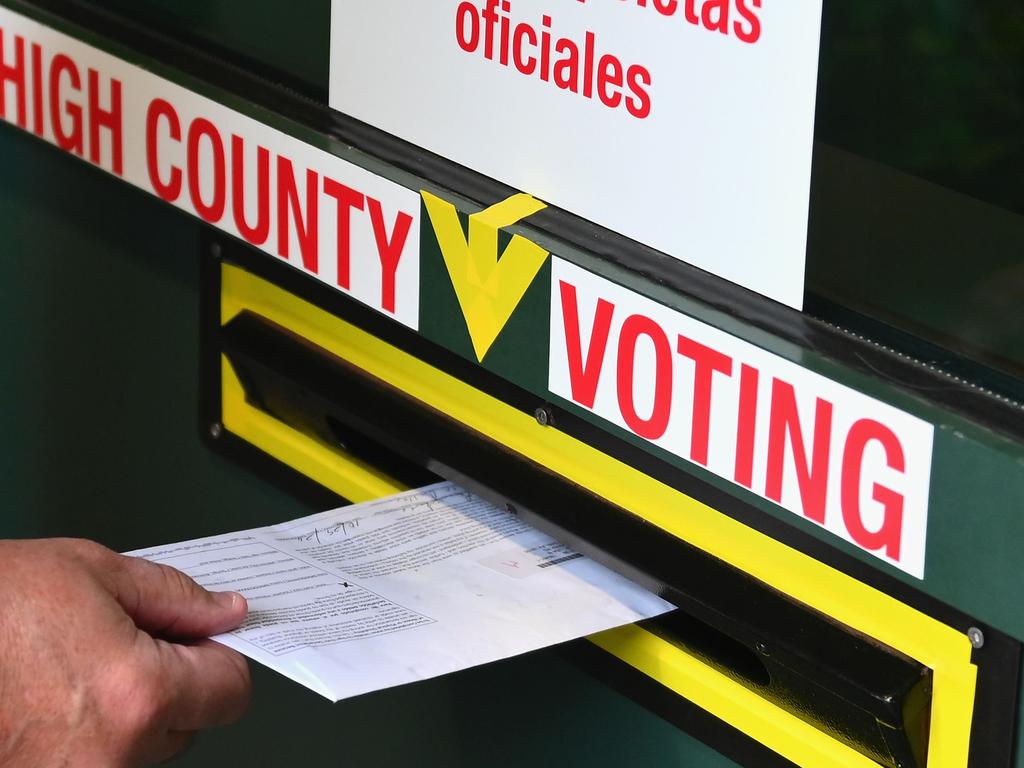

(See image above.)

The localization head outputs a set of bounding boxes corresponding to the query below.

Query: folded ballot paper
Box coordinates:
[130,482,674,702]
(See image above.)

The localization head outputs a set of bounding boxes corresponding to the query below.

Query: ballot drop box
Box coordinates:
[2,2,1023,767]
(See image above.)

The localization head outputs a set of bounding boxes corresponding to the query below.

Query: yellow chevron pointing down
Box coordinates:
[422,191,549,362]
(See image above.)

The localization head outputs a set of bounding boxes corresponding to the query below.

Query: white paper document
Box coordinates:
[130,482,674,702]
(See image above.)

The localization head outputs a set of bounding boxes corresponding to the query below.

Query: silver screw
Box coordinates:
[534,406,553,427]
[209,422,223,439]
[755,641,770,657]
[210,242,223,260]
[967,627,985,649]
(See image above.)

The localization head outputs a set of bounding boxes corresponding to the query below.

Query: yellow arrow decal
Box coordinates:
[423,191,549,362]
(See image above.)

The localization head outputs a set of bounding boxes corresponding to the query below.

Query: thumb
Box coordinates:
[110,555,248,639]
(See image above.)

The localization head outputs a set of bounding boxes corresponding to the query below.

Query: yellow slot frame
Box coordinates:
[220,262,976,768]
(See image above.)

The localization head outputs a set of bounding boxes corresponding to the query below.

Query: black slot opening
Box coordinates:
[322,415,438,487]
[226,332,438,491]
[644,610,771,688]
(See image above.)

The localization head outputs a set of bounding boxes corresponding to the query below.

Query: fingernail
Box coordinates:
[214,591,245,612]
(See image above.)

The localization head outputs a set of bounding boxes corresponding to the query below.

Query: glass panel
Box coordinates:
[808,2,1024,384]
[79,0,331,94]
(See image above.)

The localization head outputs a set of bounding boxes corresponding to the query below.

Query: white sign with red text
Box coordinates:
[0,6,420,327]
[330,0,822,309]
[550,259,933,577]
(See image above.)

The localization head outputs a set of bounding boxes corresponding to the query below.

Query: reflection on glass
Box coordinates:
[809,1,1024,386]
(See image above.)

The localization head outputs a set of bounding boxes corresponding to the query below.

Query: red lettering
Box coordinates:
[841,419,905,560]
[187,118,226,223]
[87,70,123,175]
[145,98,181,202]
[677,335,732,466]
[597,53,623,109]
[30,43,42,136]
[617,315,673,440]
[765,380,833,524]
[702,0,730,34]
[276,155,319,273]
[553,38,581,93]
[499,1,512,66]
[559,281,615,409]
[454,10,652,117]
[582,31,595,97]
[367,197,412,314]
[625,64,652,119]
[482,0,500,60]
[540,15,552,81]
[231,136,271,246]
[323,178,364,291]
[734,0,763,44]
[0,31,26,128]
[512,23,537,75]
[455,2,480,53]
[49,54,82,155]
[733,363,759,488]
[684,0,700,25]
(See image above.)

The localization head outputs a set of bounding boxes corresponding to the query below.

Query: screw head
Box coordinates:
[755,641,770,657]
[534,406,553,427]
[967,627,985,649]
[209,242,223,260]
[209,422,223,439]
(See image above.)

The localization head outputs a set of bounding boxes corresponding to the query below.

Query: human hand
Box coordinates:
[0,538,252,767]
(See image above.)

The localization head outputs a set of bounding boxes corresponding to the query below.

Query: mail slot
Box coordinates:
[220,307,932,767]
[199,254,998,768]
